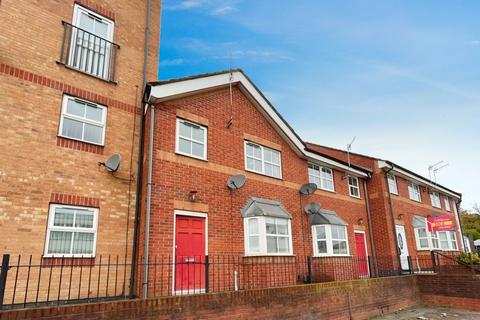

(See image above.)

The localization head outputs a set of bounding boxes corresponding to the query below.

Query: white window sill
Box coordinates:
[175,151,208,162]
[312,254,351,258]
[317,187,335,193]
[243,253,294,257]
[409,198,422,203]
[389,192,399,196]
[58,134,105,147]
[245,168,283,180]
[43,254,95,258]
[349,194,361,199]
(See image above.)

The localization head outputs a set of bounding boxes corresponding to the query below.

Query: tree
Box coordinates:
[461,210,480,240]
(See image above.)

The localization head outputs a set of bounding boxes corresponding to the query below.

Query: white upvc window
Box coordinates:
[444,196,451,211]
[438,231,458,251]
[387,174,398,195]
[59,95,107,145]
[244,141,282,179]
[308,163,334,192]
[408,182,422,202]
[430,231,439,249]
[244,217,292,255]
[430,191,441,208]
[70,5,115,80]
[176,118,207,160]
[312,225,349,256]
[348,176,360,198]
[45,204,99,257]
[414,227,430,250]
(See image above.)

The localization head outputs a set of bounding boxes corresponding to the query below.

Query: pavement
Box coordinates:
[372,306,480,320]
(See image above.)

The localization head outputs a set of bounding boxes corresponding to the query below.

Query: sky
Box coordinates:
[158,0,480,210]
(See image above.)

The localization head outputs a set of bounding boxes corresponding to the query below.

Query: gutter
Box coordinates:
[130,0,152,298]
[363,180,378,277]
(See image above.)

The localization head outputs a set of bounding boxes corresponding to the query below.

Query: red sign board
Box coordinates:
[427,215,455,232]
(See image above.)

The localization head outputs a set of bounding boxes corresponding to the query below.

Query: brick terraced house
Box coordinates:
[306,143,464,274]
[138,70,379,297]
[0,0,161,303]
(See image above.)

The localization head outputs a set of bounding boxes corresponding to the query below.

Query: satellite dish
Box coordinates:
[104,154,121,172]
[227,174,246,190]
[304,202,321,215]
[299,183,317,195]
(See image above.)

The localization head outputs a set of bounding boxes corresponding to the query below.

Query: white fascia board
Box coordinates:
[378,160,460,199]
[305,150,369,177]
[147,71,369,178]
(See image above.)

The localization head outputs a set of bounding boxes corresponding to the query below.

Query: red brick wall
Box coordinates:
[0,0,160,260]
[138,86,373,296]
[417,273,480,311]
[0,276,420,320]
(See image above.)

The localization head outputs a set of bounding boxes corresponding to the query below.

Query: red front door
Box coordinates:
[175,215,206,293]
[355,232,369,277]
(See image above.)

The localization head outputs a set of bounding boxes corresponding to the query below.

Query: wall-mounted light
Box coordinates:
[398,214,404,220]
[188,191,197,202]
[357,218,364,225]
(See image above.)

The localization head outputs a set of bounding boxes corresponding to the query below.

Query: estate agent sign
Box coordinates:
[427,214,455,232]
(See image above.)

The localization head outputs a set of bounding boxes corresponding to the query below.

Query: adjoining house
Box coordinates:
[306,143,463,274]
[0,0,161,303]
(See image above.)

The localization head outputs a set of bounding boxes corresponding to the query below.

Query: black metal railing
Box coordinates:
[58,21,119,82]
[0,253,450,310]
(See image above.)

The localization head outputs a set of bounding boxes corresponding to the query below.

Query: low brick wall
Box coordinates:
[417,273,480,311]
[0,276,419,320]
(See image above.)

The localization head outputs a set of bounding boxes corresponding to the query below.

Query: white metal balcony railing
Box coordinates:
[58,21,119,83]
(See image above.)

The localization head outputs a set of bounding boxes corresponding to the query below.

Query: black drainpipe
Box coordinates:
[130,0,152,297]
[384,165,402,273]
[363,178,378,277]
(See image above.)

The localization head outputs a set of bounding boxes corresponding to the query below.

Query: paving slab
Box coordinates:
[372,306,480,320]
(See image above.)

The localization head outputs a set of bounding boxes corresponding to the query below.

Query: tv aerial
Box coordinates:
[299,183,317,195]
[304,202,321,215]
[227,174,246,190]
[428,160,449,183]
[99,154,121,173]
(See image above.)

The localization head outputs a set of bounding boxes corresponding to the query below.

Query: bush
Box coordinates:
[457,252,480,265]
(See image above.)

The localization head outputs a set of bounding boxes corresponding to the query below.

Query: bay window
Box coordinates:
[244,217,292,255]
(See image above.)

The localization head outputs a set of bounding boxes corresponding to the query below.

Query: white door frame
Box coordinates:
[172,210,208,295]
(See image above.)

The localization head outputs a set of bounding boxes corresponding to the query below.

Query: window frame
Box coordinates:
[429,191,441,208]
[444,196,451,211]
[414,227,430,250]
[44,204,99,258]
[308,163,335,192]
[408,181,422,202]
[414,217,458,251]
[58,94,108,146]
[175,118,208,161]
[243,216,293,256]
[244,141,282,179]
[69,4,115,80]
[348,176,360,198]
[387,174,398,195]
[312,224,350,257]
